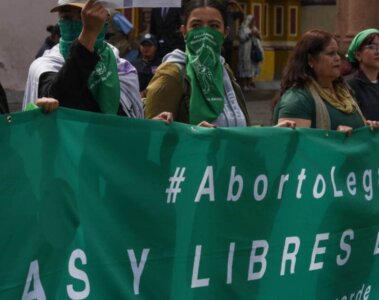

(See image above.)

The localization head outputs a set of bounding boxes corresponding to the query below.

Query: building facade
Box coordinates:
[240,0,337,80]
[0,0,378,91]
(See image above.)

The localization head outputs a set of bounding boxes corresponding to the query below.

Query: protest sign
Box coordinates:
[0,108,378,299]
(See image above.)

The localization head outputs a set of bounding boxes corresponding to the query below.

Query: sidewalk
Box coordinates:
[244,80,280,126]
[6,90,24,113]
[6,80,280,126]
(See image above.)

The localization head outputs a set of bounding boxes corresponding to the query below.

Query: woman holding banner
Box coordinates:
[273,29,379,131]
[144,0,250,127]
[145,0,294,128]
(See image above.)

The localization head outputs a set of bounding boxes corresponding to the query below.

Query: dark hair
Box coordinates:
[280,29,337,93]
[181,0,228,28]
[357,33,379,51]
[46,24,60,37]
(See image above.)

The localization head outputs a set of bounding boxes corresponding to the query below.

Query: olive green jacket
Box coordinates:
[144,62,250,125]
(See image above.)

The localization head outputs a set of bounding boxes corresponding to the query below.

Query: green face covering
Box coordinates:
[58,20,83,60]
[185,27,225,125]
[58,20,120,115]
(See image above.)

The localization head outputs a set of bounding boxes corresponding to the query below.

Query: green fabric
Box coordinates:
[144,62,250,125]
[25,103,39,111]
[58,20,84,60]
[185,27,225,125]
[1,108,379,299]
[58,20,120,114]
[87,42,120,115]
[273,88,365,129]
[346,28,379,63]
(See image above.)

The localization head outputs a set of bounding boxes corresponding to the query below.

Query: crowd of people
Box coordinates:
[1,0,378,133]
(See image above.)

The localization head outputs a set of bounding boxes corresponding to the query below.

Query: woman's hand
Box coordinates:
[36,97,59,113]
[197,121,216,128]
[366,120,379,129]
[275,120,296,128]
[336,125,353,136]
[278,118,310,128]
[152,112,173,124]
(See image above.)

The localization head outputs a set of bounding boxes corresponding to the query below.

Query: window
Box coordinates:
[288,6,298,37]
[262,4,268,37]
[274,5,284,36]
[252,3,262,31]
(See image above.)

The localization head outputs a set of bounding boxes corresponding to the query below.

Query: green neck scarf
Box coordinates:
[58,20,120,114]
[185,27,225,125]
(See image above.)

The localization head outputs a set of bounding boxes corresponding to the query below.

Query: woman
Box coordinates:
[346,29,379,121]
[238,15,262,91]
[273,29,367,131]
[144,0,250,127]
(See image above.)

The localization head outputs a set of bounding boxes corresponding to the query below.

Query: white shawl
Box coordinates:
[23,43,143,118]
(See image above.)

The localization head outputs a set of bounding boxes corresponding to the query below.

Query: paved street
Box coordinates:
[6,84,279,126]
[244,89,277,126]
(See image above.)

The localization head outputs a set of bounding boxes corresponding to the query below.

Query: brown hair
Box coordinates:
[280,29,337,93]
[272,29,340,111]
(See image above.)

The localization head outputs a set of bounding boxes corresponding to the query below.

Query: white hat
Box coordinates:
[50,0,86,13]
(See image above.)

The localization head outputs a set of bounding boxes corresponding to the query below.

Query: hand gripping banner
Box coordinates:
[0,108,379,299]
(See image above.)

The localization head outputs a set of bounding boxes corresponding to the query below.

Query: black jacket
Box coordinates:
[348,70,379,121]
[150,8,184,57]
[38,40,124,114]
[131,55,161,91]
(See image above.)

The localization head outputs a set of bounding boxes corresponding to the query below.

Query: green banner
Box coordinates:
[1,108,379,299]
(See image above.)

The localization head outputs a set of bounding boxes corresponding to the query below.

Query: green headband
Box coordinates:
[346,28,379,63]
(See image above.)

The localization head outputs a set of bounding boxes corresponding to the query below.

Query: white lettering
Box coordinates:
[277,174,289,200]
[191,245,210,288]
[248,240,269,281]
[195,166,215,202]
[226,242,235,284]
[67,249,90,300]
[310,233,329,271]
[227,167,243,202]
[363,170,373,201]
[313,174,326,199]
[373,231,379,255]
[337,229,354,266]
[296,169,307,199]
[280,236,300,276]
[253,175,268,201]
[127,248,150,295]
[346,172,357,196]
[22,260,46,300]
[364,285,371,300]
[331,166,343,197]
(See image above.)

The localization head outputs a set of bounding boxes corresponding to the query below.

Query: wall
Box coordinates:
[336,0,379,51]
[301,5,336,34]
[0,0,56,91]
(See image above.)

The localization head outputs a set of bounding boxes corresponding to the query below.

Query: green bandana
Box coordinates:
[58,20,120,114]
[58,20,83,60]
[185,27,225,125]
[346,28,379,63]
